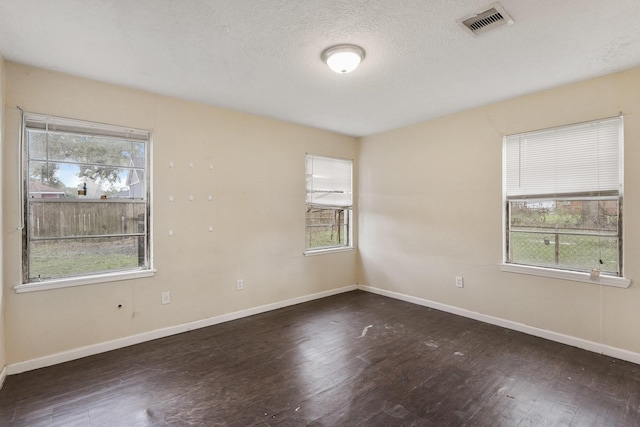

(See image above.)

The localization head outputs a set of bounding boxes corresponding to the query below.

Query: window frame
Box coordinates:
[500,116,630,288]
[304,153,354,255]
[14,112,154,293]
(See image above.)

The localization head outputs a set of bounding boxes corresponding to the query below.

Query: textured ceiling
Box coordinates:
[0,0,639,137]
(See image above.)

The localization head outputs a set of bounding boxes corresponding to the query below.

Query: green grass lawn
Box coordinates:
[509,232,618,274]
[29,238,142,281]
[305,226,346,249]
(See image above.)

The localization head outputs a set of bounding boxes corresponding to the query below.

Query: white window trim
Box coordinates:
[304,246,355,256]
[500,263,631,288]
[20,111,153,286]
[305,153,354,254]
[502,116,626,283]
[14,269,157,293]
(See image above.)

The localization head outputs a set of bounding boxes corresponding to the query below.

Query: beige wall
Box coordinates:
[0,56,5,373]
[2,62,358,365]
[358,67,640,353]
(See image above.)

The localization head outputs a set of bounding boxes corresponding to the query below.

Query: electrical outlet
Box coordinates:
[161,291,171,304]
[236,279,244,291]
[455,277,464,288]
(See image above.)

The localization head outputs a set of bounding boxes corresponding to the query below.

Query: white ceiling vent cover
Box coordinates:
[457,3,514,36]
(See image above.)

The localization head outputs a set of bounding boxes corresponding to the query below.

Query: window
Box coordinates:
[22,113,151,285]
[305,154,353,252]
[503,116,623,279]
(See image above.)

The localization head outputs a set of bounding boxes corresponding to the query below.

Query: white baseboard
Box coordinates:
[0,366,6,389]
[358,284,640,366]
[10,283,637,376]
[7,285,357,375]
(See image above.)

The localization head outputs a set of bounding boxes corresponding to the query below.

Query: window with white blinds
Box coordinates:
[305,154,353,252]
[505,117,622,198]
[503,116,623,278]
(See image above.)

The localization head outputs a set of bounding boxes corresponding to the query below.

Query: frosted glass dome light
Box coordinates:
[321,44,365,74]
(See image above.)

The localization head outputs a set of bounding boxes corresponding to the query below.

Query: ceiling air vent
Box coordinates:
[457,3,514,36]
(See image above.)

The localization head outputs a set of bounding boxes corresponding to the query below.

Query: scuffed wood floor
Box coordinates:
[0,290,638,426]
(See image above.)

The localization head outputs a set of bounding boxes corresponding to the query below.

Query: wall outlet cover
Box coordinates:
[161,291,171,304]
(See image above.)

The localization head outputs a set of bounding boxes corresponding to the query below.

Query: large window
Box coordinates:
[503,116,623,278]
[305,154,353,252]
[22,113,151,284]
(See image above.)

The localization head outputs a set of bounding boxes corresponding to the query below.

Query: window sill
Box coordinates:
[500,263,631,288]
[14,269,157,293]
[304,246,354,256]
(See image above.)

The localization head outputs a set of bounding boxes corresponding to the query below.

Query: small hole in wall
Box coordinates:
[117,304,123,309]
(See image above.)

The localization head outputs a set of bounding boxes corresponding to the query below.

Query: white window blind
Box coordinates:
[25,113,149,141]
[305,154,352,209]
[505,117,622,198]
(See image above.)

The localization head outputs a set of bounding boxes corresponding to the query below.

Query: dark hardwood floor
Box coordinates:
[0,290,639,426]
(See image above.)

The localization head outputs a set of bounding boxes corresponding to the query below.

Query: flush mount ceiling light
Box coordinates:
[321,44,365,74]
